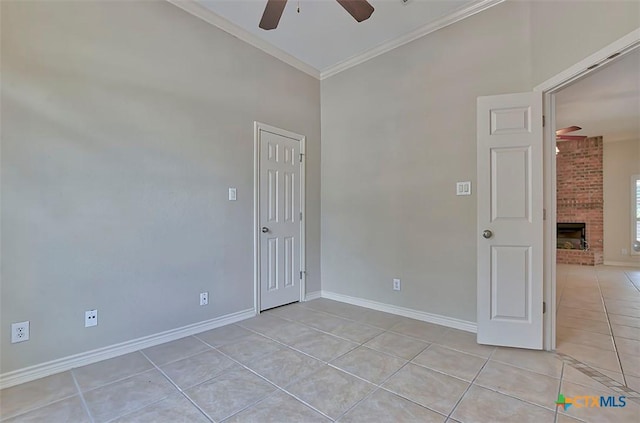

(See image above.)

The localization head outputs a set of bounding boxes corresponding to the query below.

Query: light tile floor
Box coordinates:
[557,264,640,391]
[1,286,639,422]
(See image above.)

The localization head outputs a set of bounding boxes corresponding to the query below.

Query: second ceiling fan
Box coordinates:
[259,0,375,30]
[556,125,587,141]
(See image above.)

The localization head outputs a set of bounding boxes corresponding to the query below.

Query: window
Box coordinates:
[633,175,640,255]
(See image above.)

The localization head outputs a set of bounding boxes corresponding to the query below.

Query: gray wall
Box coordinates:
[1,0,321,373]
[321,0,639,322]
[604,140,640,265]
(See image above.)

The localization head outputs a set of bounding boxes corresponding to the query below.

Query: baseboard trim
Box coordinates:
[321,291,477,333]
[304,291,322,301]
[604,260,640,268]
[0,308,255,390]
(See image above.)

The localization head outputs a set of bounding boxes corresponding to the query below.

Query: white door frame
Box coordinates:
[534,28,640,351]
[253,122,306,314]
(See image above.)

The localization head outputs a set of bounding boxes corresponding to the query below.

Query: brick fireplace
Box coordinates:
[556,136,604,265]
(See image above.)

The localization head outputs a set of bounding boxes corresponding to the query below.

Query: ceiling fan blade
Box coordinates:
[336,0,374,23]
[556,135,587,141]
[555,125,582,135]
[259,0,287,30]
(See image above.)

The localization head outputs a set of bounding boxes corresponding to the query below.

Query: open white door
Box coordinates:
[477,92,544,349]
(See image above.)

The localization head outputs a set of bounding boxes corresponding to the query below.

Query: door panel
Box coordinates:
[259,128,302,310]
[477,92,543,349]
[491,147,531,221]
[491,246,531,320]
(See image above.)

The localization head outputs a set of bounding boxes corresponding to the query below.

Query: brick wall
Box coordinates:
[556,136,604,265]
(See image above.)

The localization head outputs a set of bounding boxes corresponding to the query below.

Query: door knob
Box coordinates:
[261,227,269,233]
[482,229,493,239]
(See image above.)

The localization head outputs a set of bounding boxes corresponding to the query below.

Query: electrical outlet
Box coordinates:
[393,278,401,291]
[200,292,209,306]
[11,321,30,343]
[85,309,98,327]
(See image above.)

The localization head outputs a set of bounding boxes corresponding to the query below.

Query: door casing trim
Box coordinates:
[254,122,306,314]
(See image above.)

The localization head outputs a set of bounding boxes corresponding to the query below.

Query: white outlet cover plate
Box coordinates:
[393,278,401,291]
[85,310,98,327]
[200,292,209,306]
[228,188,237,201]
[11,321,30,343]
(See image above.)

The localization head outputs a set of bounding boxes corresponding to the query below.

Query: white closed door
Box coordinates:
[258,126,303,311]
[477,92,544,349]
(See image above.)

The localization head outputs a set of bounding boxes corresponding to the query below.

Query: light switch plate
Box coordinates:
[228,188,237,201]
[456,181,471,196]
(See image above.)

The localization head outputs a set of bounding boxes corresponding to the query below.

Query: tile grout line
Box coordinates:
[623,271,640,293]
[553,361,565,423]
[595,268,628,387]
[276,389,335,421]
[137,350,214,423]
[72,353,160,396]
[255,311,389,345]
[144,340,216,369]
[70,370,95,423]
[238,312,353,342]
[445,348,493,420]
[0,392,79,421]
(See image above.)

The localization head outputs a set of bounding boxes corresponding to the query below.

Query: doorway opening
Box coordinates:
[534,29,640,351]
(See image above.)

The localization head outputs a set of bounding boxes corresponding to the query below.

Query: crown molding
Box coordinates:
[166,0,505,81]
[320,0,505,79]
[166,0,321,79]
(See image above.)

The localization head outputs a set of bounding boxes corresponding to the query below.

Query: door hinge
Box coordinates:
[299,270,306,280]
[543,208,547,220]
[299,153,303,162]
[542,115,546,127]
[299,212,303,220]
[543,301,546,314]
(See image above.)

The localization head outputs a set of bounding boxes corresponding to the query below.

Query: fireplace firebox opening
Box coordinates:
[557,222,587,250]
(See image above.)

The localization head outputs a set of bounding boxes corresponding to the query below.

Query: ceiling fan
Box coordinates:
[259,0,375,30]
[556,126,587,141]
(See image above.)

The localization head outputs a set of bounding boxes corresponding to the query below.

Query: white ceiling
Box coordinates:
[556,49,640,144]
[195,0,489,73]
